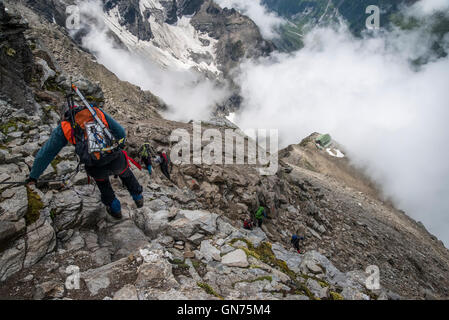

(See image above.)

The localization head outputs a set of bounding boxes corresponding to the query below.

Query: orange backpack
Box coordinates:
[61,105,117,166]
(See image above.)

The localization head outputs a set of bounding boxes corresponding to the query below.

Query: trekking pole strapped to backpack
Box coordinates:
[71,84,115,143]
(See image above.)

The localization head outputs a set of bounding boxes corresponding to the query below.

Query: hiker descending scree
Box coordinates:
[26,84,144,220]
[155,149,171,181]
[291,234,304,254]
[140,143,154,177]
[254,206,268,227]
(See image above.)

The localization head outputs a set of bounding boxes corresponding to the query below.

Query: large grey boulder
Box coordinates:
[221,249,249,268]
[0,238,26,281]
[0,220,26,244]
[166,218,197,240]
[300,251,362,290]
[306,278,329,299]
[24,216,56,268]
[113,284,139,300]
[56,160,78,176]
[271,243,302,273]
[176,210,218,234]
[105,220,149,259]
[147,199,168,211]
[134,208,176,239]
[51,190,82,232]
[33,280,65,300]
[0,185,27,222]
[135,249,178,292]
[81,257,129,296]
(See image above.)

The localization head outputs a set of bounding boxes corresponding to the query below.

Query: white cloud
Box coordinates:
[233,22,449,246]
[215,0,286,39]
[407,0,449,17]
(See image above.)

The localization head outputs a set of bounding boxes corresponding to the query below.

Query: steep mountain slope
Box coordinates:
[21,0,274,79]
[1,1,449,300]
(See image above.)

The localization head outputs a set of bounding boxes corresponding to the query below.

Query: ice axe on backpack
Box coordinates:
[70,83,127,153]
[71,83,115,143]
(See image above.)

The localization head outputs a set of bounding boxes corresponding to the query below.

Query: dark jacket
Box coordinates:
[141,155,152,167]
[29,111,126,180]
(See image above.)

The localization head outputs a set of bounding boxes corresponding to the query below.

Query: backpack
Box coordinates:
[140,144,150,159]
[161,152,168,163]
[61,104,118,166]
[255,206,265,219]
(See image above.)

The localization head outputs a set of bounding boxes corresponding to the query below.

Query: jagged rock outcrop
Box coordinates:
[0,2,35,110]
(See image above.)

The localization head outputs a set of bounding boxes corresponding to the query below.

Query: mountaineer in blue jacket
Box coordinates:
[27,105,143,220]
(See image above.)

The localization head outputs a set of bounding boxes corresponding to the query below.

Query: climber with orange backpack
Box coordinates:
[26,83,144,219]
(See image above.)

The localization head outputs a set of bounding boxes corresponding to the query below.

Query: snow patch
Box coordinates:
[103,6,220,75]
[326,148,345,158]
[226,112,236,123]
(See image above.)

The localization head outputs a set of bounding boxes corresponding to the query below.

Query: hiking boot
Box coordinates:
[106,198,122,220]
[132,194,144,208]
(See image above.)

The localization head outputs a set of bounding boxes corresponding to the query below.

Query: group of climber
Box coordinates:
[139,143,172,181]
[243,206,268,230]
[25,84,171,221]
[243,206,305,254]
[25,83,303,254]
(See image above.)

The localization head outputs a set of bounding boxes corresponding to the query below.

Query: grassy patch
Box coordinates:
[301,274,330,288]
[51,156,63,171]
[231,238,297,279]
[0,119,18,135]
[26,187,44,225]
[191,259,207,278]
[50,208,56,221]
[197,282,223,300]
[0,118,33,135]
[364,290,378,301]
[169,258,189,269]
[85,95,104,105]
[330,291,344,300]
[44,78,65,94]
[294,282,318,300]
[43,105,58,113]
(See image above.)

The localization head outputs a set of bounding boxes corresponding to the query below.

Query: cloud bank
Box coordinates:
[232,3,449,245]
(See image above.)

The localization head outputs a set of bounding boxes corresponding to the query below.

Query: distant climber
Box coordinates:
[155,150,171,181]
[26,85,144,220]
[291,234,304,254]
[243,218,254,230]
[254,206,268,227]
[140,143,155,177]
